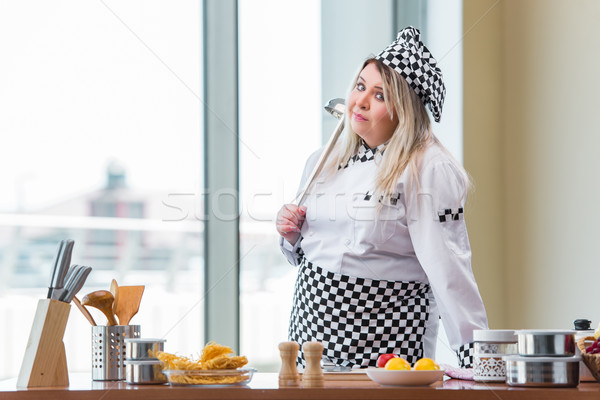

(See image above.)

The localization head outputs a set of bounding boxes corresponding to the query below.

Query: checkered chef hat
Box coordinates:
[376,26,446,122]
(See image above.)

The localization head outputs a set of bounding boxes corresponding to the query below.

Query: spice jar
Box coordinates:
[473,329,517,382]
[574,319,596,382]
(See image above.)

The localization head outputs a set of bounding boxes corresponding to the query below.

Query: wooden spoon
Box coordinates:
[110,279,119,321]
[81,290,118,326]
[73,295,97,326]
[114,285,145,326]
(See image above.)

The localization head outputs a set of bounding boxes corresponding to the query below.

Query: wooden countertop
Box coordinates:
[1,373,600,400]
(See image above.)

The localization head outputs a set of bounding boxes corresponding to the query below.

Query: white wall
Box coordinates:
[502,0,600,329]
[464,0,600,330]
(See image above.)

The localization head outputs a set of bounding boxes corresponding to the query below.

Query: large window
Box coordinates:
[238,0,322,371]
[0,0,464,379]
[0,1,203,379]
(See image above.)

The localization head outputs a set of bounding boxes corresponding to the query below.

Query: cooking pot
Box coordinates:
[504,355,580,387]
[124,338,166,360]
[516,330,576,357]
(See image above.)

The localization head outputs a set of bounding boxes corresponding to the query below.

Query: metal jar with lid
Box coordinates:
[574,319,596,382]
[473,329,518,382]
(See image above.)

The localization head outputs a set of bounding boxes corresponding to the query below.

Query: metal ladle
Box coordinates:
[81,290,118,326]
[294,98,346,206]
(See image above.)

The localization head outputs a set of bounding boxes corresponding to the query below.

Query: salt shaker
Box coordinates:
[278,341,300,387]
[302,341,324,388]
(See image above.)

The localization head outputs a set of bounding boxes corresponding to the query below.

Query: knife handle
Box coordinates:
[47,240,67,299]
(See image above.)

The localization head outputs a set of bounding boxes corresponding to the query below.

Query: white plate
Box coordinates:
[365,368,444,386]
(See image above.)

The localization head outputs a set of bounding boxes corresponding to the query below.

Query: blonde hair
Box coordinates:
[326,58,470,200]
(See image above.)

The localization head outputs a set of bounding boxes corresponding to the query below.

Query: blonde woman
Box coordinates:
[276,27,488,369]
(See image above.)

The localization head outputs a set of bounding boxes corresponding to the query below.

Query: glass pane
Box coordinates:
[238,0,322,371]
[0,1,203,379]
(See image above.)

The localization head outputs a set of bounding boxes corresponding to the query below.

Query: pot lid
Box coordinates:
[473,329,517,342]
[124,359,161,365]
[516,329,576,335]
[504,355,581,362]
[124,338,167,343]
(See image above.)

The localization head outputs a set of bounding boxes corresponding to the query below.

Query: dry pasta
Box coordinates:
[157,351,204,370]
[157,342,249,385]
[203,355,248,370]
[200,342,234,363]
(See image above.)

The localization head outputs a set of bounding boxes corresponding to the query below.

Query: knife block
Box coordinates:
[17,298,71,388]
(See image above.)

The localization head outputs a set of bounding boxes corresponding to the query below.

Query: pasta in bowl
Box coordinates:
[157,341,254,386]
[162,368,256,386]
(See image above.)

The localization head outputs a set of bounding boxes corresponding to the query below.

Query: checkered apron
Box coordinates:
[289,257,430,368]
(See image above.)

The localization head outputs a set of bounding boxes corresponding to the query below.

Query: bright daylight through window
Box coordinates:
[0,1,203,379]
[0,0,463,380]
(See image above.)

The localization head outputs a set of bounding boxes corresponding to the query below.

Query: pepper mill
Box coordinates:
[278,341,300,387]
[302,341,324,388]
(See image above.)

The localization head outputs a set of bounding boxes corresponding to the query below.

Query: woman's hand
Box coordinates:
[276,204,307,245]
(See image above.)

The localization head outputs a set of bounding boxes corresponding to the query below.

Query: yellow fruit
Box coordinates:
[384,357,411,370]
[413,358,440,371]
[595,321,600,340]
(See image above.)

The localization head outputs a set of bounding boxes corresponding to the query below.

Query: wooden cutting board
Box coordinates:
[299,370,370,381]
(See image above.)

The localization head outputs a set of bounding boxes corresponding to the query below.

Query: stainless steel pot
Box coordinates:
[124,360,166,384]
[517,330,576,357]
[124,338,166,360]
[504,355,580,387]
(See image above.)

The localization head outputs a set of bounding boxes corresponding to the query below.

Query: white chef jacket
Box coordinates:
[280,140,488,357]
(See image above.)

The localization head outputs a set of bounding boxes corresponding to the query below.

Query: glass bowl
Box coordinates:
[162,368,256,386]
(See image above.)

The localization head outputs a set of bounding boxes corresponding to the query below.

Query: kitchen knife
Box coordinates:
[322,356,351,372]
[61,263,80,291]
[47,240,66,298]
[60,265,92,303]
[54,239,74,298]
[47,239,74,299]
[51,264,81,301]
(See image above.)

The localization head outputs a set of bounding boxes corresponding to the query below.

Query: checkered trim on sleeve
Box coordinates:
[294,242,305,265]
[438,208,464,222]
[456,342,475,368]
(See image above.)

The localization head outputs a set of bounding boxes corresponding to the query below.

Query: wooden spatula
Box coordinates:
[73,295,97,326]
[81,290,118,326]
[114,285,145,325]
[110,279,119,316]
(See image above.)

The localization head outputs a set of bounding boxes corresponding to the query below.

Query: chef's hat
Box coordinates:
[376,26,446,122]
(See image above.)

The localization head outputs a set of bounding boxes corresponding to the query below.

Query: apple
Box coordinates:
[376,353,399,368]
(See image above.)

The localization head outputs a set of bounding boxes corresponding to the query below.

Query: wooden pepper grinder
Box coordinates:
[278,341,300,387]
[302,341,324,388]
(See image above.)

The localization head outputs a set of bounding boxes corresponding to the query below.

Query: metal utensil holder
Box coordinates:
[92,325,140,381]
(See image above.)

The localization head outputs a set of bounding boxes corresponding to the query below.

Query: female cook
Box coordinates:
[276,27,488,369]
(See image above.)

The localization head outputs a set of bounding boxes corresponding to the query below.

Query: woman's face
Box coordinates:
[348,62,398,148]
